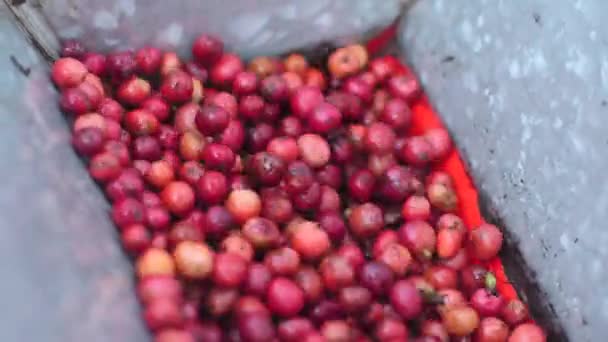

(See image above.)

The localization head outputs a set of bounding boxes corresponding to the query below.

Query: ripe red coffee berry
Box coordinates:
[178,131,205,162]
[159,52,182,78]
[174,103,201,134]
[308,102,343,133]
[82,53,106,76]
[375,319,410,341]
[502,299,529,326]
[424,265,458,290]
[290,221,331,260]
[267,137,299,163]
[98,97,124,121]
[60,88,91,115]
[144,206,170,231]
[326,91,362,121]
[161,70,194,104]
[106,51,137,83]
[161,181,195,216]
[399,220,436,261]
[426,128,452,161]
[244,263,272,297]
[185,62,208,83]
[220,232,253,261]
[135,46,162,76]
[132,136,162,162]
[143,97,171,123]
[260,75,289,103]
[72,127,105,156]
[474,317,510,342]
[304,67,326,90]
[196,170,228,205]
[387,74,421,103]
[261,192,293,224]
[279,116,303,137]
[267,277,305,317]
[381,98,411,130]
[470,223,504,261]
[218,120,245,152]
[247,151,286,187]
[232,71,258,96]
[212,252,249,287]
[73,113,106,135]
[195,104,229,135]
[471,288,505,317]
[124,109,160,136]
[112,197,146,229]
[338,286,372,313]
[377,243,412,277]
[205,287,238,317]
[330,137,354,164]
[348,203,384,238]
[442,305,480,337]
[320,254,355,292]
[117,77,151,106]
[390,280,423,320]
[239,94,265,121]
[402,195,431,221]
[246,122,275,153]
[155,329,195,342]
[237,311,276,342]
[437,225,465,259]
[202,143,235,171]
[52,57,87,89]
[210,53,244,88]
[347,168,375,203]
[242,217,281,250]
[427,182,458,212]
[121,224,151,254]
[225,189,262,224]
[173,241,214,280]
[343,76,373,103]
[365,122,396,154]
[278,318,314,342]
[207,91,238,119]
[377,165,414,203]
[318,211,346,242]
[401,135,433,166]
[264,247,301,276]
[136,248,175,278]
[328,47,362,79]
[321,320,354,342]
[508,323,546,342]
[144,299,184,332]
[294,267,324,303]
[298,134,330,168]
[290,86,324,119]
[284,161,315,195]
[293,181,322,211]
[137,276,182,305]
[192,34,223,67]
[145,160,175,189]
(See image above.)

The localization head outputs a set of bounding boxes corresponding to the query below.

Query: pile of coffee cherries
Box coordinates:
[51,36,546,341]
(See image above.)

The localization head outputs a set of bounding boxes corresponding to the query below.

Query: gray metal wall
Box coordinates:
[401,1,608,341]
